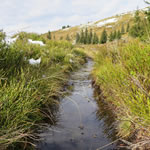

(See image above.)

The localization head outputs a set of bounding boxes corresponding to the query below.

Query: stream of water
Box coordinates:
[37,60,117,150]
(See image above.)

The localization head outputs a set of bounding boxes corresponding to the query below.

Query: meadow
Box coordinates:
[92,39,150,146]
[0,31,86,149]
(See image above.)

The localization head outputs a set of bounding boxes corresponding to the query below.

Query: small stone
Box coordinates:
[78,125,84,130]
[42,75,46,78]
[70,138,73,141]
[93,134,97,138]
[81,132,84,135]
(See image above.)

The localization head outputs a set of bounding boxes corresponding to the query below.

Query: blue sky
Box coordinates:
[0,0,147,34]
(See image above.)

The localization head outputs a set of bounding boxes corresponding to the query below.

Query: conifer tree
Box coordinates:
[100,29,107,44]
[62,26,66,29]
[89,29,93,44]
[66,34,70,41]
[95,34,99,44]
[129,10,144,38]
[121,25,125,34]
[84,28,88,44]
[113,30,117,40]
[134,10,141,23]
[109,32,114,41]
[76,33,80,43]
[92,33,96,44]
[60,36,63,40]
[93,33,99,44]
[126,23,130,32]
[117,30,121,39]
[80,30,84,43]
[87,33,91,44]
[144,1,150,21]
[47,31,51,40]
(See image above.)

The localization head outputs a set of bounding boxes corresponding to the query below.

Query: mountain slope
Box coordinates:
[43,8,147,41]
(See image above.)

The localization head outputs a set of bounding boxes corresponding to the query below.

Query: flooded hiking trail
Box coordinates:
[37,60,117,150]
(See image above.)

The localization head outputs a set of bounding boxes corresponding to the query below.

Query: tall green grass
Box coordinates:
[0,31,86,149]
[93,40,150,137]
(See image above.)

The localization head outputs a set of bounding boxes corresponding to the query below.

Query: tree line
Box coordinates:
[76,29,99,44]
[76,24,129,45]
[129,8,150,40]
[128,1,150,41]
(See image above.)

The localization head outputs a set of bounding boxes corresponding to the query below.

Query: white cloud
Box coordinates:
[0,0,147,34]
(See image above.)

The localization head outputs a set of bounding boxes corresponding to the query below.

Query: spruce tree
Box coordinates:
[109,32,114,41]
[47,31,51,40]
[66,34,70,41]
[80,30,84,43]
[121,25,125,34]
[113,30,117,40]
[95,34,99,44]
[76,33,80,43]
[92,33,96,44]
[117,30,121,39]
[62,26,66,29]
[84,28,88,44]
[87,33,91,44]
[60,36,63,40]
[129,10,144,38]
[100,29,107,44]
[93,32,99,44]
[134,10,141,23]
[89,29,93,44]
[126,23,130,32]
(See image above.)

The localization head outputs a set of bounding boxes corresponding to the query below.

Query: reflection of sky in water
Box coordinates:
[37,60,116,150]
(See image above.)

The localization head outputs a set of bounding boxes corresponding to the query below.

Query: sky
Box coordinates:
[0,0,147,35]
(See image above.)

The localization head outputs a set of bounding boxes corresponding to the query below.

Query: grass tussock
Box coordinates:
[93,39,150,138]
[0,31,86,149]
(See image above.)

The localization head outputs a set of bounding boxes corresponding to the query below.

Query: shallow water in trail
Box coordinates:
[37,60,117,150]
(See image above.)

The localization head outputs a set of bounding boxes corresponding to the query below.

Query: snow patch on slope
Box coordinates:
[62,27,71,31]
[79,21,96,28]
[96,18,117,27]
[79,17,117,29]
[28,39,45,46]
[5,36,18,44]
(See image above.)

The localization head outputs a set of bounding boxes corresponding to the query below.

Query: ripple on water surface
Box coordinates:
[37,60,117,150]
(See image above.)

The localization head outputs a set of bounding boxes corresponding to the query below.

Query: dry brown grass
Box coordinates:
[41,9,145,42]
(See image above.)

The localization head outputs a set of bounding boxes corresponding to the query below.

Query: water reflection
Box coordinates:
[94,91,117,141]
[36,60,117,150]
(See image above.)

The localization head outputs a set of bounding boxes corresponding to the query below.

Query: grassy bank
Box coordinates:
[0,32,86,150]
[92,40,150,148]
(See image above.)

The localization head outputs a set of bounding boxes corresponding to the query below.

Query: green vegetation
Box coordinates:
[129,9,145,38]
[66,34,70,41]
[129,7,150,41]
[62,25,71,29]
[92,2,150,145]
[117,30,121,39]
[121,25,125,34]
[109,29,122,41]
[100,29,107,44]
[0,31,86,149]
[76,28,99,44]
[126,23,130,32]
[2,2,150,149]
[93,40,150,138]
[47,31,51,40]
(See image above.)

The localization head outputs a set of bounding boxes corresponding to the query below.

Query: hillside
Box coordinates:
[43,8,147,42]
